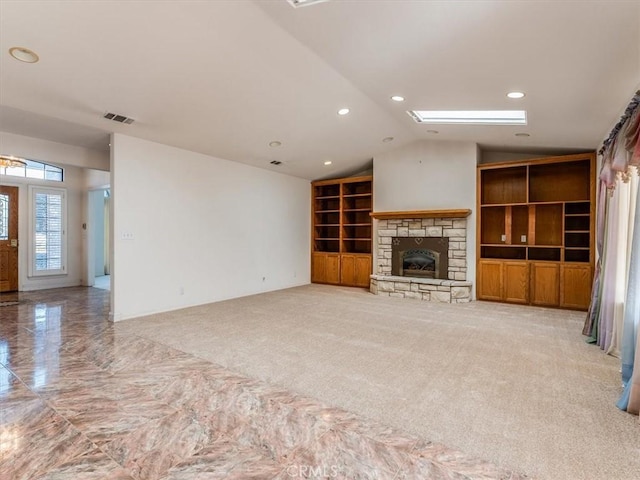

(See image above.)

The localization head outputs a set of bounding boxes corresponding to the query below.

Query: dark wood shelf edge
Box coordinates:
[371,209,471,219]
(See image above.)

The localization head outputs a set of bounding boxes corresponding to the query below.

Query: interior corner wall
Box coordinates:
[110,134,310,321]
[372,140,478,296]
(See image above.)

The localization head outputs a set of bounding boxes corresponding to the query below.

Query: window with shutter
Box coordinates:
[30,187,66,276]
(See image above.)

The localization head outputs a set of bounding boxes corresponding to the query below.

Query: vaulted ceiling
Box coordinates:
[1,0,638,179]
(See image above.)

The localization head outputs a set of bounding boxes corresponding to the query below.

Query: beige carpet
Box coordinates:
[115,284,639,480]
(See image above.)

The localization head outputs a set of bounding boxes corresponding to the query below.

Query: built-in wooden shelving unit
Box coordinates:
[312,175,372,287]
[477,153,596,310]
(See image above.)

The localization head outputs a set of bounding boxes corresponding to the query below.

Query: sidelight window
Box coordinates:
[29,186,67,276]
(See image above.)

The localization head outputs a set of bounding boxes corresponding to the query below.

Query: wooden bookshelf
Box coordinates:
[311,175,372,287]
[477,153,595,310]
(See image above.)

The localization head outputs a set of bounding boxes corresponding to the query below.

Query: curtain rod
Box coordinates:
[599,90,640,155]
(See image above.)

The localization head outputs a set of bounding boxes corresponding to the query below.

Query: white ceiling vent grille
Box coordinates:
[103,112,135,124]
[287,0,330,8]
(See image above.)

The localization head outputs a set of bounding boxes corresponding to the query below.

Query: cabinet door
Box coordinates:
[353,255,372,287]
[340,255,356,286]
[477,260,504,301]
[312,253,340,284]
[530,262,560,306]
[503,261,529,304]
[560,264,592,310]
[340,254,371,287]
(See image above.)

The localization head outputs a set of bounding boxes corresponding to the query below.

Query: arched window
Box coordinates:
[0,157,63,181]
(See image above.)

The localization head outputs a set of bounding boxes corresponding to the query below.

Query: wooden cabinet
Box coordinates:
[311,253,340,284]
[477,153,595,310]
[560,264,592,309]
[504,261,530,304]
[340,254,371,287]
[531,262,560,306]
[478,260,528,304]
[311,176,372,287]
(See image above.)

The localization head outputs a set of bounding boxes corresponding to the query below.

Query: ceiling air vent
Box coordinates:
[270,160,282,166]
[287,0,330,8]
[103,112,135,124]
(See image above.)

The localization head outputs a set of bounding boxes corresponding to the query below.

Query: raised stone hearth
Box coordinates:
[370,275,472,303]
[369,210,472,303]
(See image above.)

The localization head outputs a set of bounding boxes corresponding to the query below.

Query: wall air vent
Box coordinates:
[287,0,330,8]
[103,112,135,124]
[270,160,282,165]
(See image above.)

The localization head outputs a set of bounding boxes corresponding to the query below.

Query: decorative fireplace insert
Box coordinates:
[391,237,449,280]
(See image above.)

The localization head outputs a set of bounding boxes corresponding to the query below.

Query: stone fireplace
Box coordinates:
[369,210,472,303]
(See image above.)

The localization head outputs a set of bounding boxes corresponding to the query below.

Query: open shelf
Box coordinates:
[565,201,590,215]
[343,239,371,254]
[343,196,371,210]
[565,232,590,248]
[565,216,590,231]
[565,248,590,262]
[314,239,340,252]
[481,246,526,260]
[481,166,527,204]
[343,180,372,196]
[314,184,340,197]
[534,204,563,246]
[529,160,591,202]
[529,247,561,261]
[481,206,506,244]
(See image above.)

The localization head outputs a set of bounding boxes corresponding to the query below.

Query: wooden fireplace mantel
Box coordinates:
[370,209,471,220]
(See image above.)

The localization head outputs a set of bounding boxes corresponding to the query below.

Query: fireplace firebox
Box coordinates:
[391,237,449,279]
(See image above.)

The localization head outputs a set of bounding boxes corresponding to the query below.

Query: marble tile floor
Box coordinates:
[0,287,528,479]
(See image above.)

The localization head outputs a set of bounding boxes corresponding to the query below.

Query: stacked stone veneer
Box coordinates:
[370,217,472,303]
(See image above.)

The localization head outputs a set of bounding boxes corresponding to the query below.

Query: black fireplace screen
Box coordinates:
[391,237,449,279]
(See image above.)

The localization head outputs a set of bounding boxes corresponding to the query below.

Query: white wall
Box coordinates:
[373,140,478,295]
[110,134,310,321]
[0,132,109,170]
[0,131,109,291]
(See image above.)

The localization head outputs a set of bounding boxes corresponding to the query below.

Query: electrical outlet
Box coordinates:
[501,234,506,242]
[521,235,527,242]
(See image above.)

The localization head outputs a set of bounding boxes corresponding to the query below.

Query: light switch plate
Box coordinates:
[521,235,527,242]
[501,234,506,242]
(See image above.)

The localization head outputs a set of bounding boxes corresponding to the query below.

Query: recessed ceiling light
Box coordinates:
[391,95,405,102]
[324,161,332,165]
[515,132,530,137]
[269,141,282,147]
[507,91,526,99]
[9,47,39,63]
[426,130,439,134]
[337,108,350,116]
[408,110,527,125]
[382,137,394,143]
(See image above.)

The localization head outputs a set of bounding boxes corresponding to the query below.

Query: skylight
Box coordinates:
[408,110,527,125]
[287,0,330,8]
